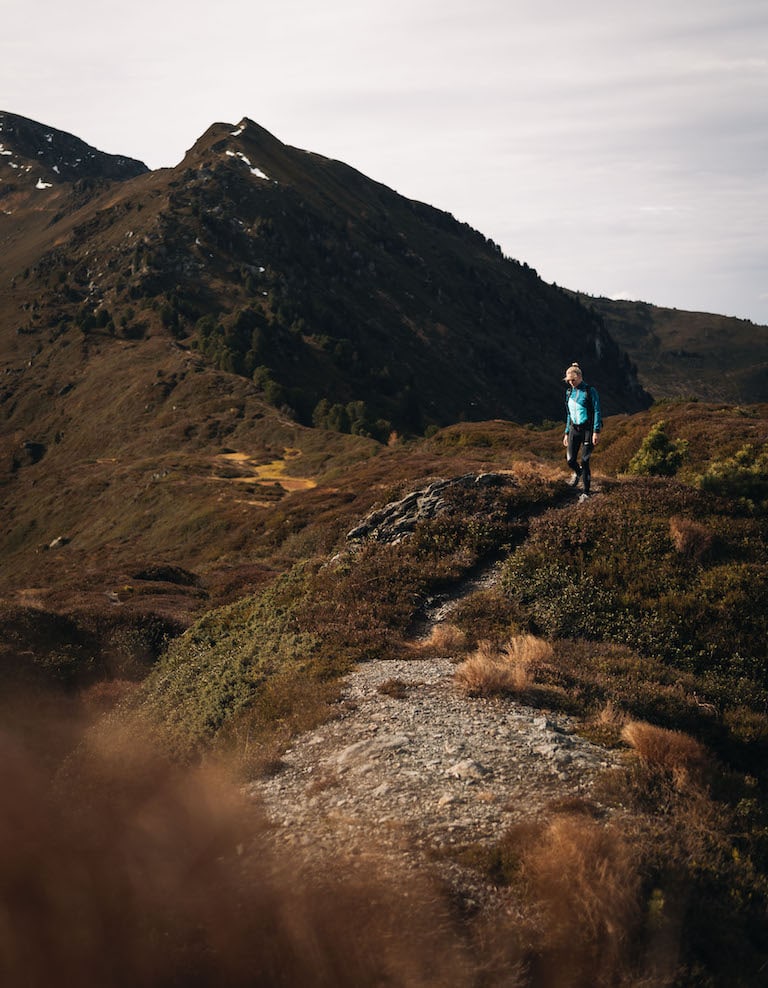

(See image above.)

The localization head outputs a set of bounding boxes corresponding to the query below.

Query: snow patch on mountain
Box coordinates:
[225,148,269,180]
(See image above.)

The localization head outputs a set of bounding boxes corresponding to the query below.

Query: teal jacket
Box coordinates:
[565,381,602,435]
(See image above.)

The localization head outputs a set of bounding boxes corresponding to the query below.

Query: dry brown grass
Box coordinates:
[416,622,468,656]
[507,458,563,484]
[501,635,554,686]
[581,700,631,748]
[621,719,711,788]
[454,635,553,696]
[377,677,411,699]
[595,700,630,731]
[669,515,714,561]
[463,812,648,986]
[518,814,643,986]
[0,718,473,988]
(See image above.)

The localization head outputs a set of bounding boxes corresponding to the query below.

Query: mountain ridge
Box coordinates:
[573,291,768,403]
[1,111,650,432]
[0,110,148,185]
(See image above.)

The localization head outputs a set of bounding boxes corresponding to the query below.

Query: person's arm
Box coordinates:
[591,386,602,443]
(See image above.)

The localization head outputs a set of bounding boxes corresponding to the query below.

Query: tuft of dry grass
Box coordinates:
[581,700,631,748]
[468,812,646,986]
[501,635,553,687]
[595,700,630,731]
[518,814,643,984]
[669,515,714,561]
[454,635,553,697]
[416,622,468,656]
[377,677,411,699]
[621,719,711,788]
[506,459,563,484]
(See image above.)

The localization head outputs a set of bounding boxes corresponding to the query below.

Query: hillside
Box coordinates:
[1,110,764,681]
[576,292,768,403]
[0,111,651,647]
[1,113,649,431]
[4,417,768,985]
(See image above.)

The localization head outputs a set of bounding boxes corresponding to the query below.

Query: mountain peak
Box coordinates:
[179,118,291,182]
[0,111,148,183]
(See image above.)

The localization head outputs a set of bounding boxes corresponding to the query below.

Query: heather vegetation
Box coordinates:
[137,474,548,761]
[500,480,768,697]
[457,474,768,983]
[119,411,768,984]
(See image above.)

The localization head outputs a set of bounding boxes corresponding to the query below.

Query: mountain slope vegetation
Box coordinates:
[1,113,649,433]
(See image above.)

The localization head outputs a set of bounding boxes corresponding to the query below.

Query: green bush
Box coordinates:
[696,443,768,508]
[627,420,688,476]
[312,399,390,442]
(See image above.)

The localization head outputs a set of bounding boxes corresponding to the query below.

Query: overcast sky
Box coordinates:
[3,0,767,324]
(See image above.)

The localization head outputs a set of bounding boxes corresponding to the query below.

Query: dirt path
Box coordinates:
[246,558,620,908]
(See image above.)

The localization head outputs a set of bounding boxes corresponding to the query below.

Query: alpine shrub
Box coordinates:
[696,443,768,507]
[627,420,688,477]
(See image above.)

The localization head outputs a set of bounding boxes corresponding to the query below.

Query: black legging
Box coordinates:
[566,426,593,493]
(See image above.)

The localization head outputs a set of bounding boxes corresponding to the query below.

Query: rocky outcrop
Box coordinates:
[346,473,514,544]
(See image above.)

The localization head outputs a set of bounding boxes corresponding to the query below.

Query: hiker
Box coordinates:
[563,363,602,495]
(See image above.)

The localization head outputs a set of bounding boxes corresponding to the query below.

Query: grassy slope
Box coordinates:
[138,404,768,757]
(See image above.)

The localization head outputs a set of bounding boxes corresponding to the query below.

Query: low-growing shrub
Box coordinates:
[669,515,714,562]
[448,588,527,646]
[696,443,768,507]
[500,483,768,689]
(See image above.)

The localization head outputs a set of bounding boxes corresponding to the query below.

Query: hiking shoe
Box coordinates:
[578,492,590,503]
[568,472,581,487]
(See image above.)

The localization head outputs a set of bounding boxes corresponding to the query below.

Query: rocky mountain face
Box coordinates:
[0,111,148,185]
